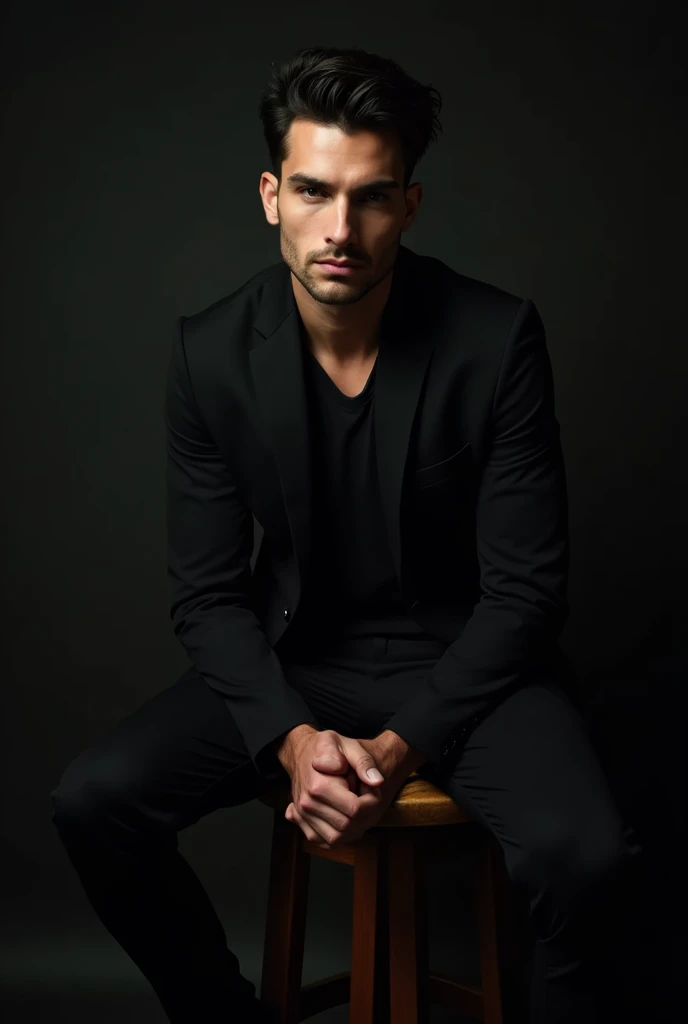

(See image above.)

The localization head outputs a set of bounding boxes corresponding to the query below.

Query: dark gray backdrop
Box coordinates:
[2,1,685,1021]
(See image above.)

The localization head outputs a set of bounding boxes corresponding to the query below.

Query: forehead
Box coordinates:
[285,119,402,176]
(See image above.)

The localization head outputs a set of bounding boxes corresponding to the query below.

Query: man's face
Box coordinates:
[259,118,422,306]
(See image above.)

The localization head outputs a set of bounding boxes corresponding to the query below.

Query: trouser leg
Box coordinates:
[50,666,285,1023]
[419,673,643,1023]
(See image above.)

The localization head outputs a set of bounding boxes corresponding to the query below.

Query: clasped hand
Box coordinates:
[284,731,403,849]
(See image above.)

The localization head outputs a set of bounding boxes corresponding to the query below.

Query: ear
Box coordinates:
[259,171,280,226]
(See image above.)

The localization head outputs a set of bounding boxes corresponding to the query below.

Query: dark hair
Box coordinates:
[258,46,443,190]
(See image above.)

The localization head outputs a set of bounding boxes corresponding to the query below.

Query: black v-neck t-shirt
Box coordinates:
[279,338,438,656]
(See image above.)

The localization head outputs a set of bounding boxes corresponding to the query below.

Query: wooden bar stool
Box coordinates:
[258,771,515,1023]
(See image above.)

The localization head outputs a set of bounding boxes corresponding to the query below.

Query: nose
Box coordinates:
[324,198,358,250]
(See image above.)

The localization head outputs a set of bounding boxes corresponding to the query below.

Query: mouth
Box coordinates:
[315,260,363,276]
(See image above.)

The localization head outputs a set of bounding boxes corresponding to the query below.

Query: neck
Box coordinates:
[291,269,392,364]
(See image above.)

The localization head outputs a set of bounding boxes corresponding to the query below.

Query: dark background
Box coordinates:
[1,0,685,1020]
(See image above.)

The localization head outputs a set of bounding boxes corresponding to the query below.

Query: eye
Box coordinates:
[297,187,389,203]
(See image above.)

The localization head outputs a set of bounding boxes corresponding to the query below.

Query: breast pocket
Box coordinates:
[409,441,477,563]
[413,441,472,490]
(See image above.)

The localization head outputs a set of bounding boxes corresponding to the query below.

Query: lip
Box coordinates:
[315,260,363,276]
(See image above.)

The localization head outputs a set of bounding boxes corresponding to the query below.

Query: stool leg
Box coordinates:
[350,834,389,1024]
[373,840,391,1024]
[261,813,310,1023]
[387,834,429,1024]
[476,838,504,1024]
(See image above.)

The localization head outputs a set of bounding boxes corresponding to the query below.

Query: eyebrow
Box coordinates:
[286,172,401,193]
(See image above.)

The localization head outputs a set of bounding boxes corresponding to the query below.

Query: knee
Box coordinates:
[50,747,136,833]
[510,814,630,902]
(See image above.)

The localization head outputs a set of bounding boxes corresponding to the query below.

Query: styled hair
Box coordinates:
[258,46,443,190]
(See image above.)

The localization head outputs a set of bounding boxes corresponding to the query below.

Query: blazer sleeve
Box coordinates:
[165,315,319,779]
[381,299,570,772]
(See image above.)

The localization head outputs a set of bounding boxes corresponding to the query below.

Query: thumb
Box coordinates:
[352,742,384,785]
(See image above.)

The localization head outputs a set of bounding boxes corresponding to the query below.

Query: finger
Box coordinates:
[298,804,343,846]
[286,800,328,844]
[286,802,317,841]
[294,793,355,846]
[300,788,367,834]
[311,735,383,788]
[347,766,360,794]
[295,798,368,847]
[302,795,371,843]
[311,751,349,774]
[290,806,329,847]
[355,782,383,808]
[311,733,349,774]
[302,777,360,820]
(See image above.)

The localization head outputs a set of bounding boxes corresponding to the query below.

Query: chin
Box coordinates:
[310,286,367,307]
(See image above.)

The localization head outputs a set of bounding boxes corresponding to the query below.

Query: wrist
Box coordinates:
[276,723,318,771]
[374,730,426,776]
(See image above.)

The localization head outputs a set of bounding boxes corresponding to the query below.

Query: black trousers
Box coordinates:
[50,637,641,1023]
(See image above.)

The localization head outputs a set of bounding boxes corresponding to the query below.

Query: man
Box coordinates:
[51,45,641,1023]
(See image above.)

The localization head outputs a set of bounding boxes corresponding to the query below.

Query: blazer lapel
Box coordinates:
[249,245,436,603]
[250,271,313,598]
[374,255,436,594]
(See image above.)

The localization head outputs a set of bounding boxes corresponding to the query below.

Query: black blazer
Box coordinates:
[165,244,570,778]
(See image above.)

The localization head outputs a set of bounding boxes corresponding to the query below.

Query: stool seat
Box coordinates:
[258,771,473,828]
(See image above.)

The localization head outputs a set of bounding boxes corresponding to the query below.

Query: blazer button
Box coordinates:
[283,608,290,622]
